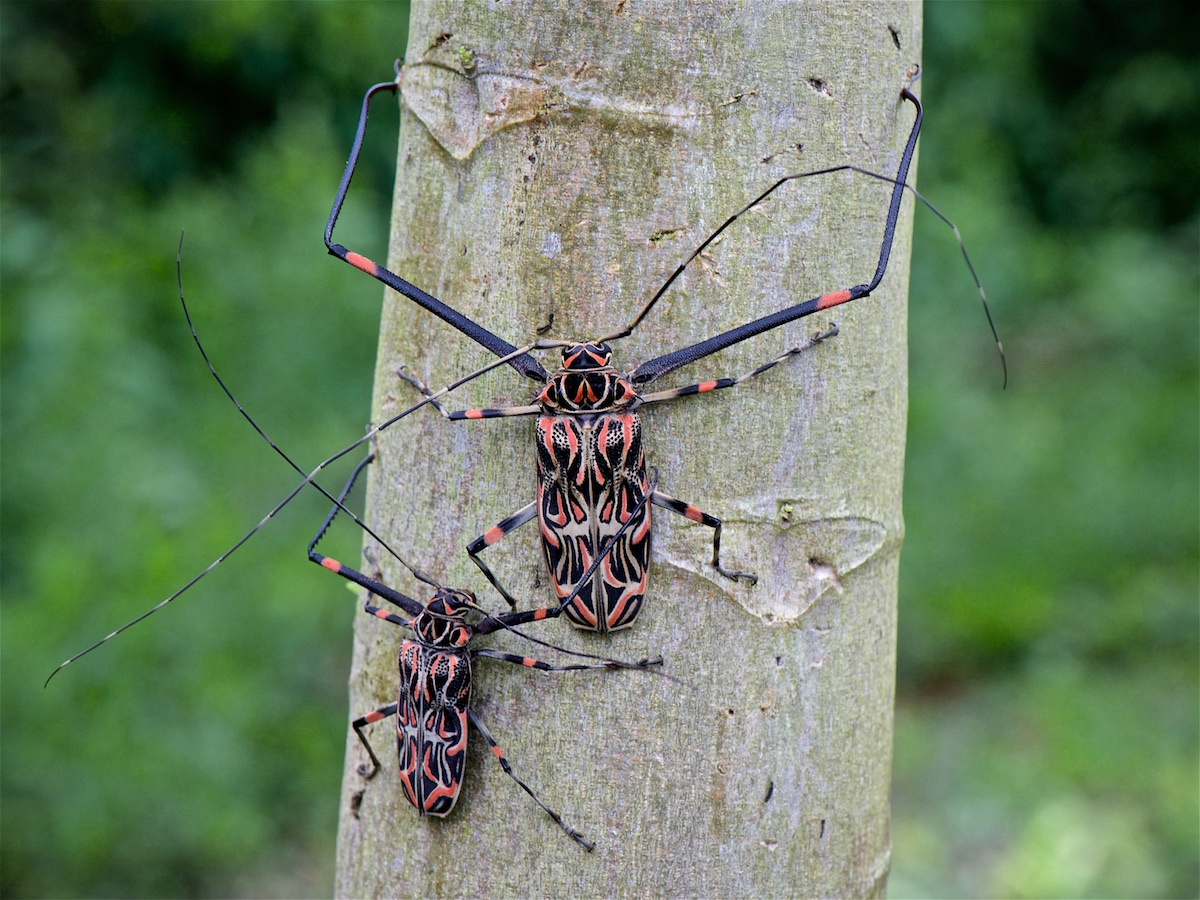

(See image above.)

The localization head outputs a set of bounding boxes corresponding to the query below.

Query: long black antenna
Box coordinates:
[175,234,439,590]
[618,67,1005,388]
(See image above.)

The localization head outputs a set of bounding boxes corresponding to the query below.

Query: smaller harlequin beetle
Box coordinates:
[311,452,663,849]
[47,267,663,850]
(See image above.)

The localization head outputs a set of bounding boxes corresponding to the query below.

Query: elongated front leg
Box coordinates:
[650,490,758,584]
[307,451,427,618]
[636,325,837,407]
[325,76,548,382]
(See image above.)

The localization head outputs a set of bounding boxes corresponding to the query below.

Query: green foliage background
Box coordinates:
[2,2,1195,896]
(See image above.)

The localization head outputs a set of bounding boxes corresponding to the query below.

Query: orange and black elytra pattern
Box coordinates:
[311,453,663,848]
[393,603,471,816]
[534,375,650,631]
[324,66,1003,634]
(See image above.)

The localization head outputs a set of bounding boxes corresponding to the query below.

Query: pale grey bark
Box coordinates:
[336,3,919,896]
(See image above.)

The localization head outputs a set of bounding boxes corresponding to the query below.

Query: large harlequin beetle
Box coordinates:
[312,451,662,850]
[324,65,1004,634]
[397,326,833,632]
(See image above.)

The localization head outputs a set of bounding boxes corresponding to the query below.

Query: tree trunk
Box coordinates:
[337,3,918,896]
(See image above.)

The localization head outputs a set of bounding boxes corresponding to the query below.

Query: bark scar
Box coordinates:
[655,515,889,623]
[400,60,699,160]
[401,64,548,160]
